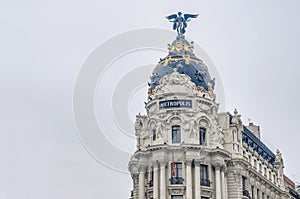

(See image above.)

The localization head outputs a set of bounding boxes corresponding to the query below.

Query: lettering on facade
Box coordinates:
[159,100,192,109]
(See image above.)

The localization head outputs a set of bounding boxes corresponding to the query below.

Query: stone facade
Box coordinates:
[128,31,291,199]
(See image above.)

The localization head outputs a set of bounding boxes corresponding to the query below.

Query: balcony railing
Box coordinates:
[169,176,184,185]
[200,179,211,187]
[243,190,249,197]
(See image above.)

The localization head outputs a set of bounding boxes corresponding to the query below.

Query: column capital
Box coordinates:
[138,164,147,173]
[147,165,152,172]
[158,160,167,167]
[194,161,201,167]
[221,166,227,173]
[152,160,159,168]
[185,159,193,166]
[212,162,226,170]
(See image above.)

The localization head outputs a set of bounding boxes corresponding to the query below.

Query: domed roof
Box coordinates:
[148,34,215,96]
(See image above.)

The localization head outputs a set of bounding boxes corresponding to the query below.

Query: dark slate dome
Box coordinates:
[148,34,215,95]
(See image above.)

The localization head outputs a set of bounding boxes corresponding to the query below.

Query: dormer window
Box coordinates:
[172,125,181,143]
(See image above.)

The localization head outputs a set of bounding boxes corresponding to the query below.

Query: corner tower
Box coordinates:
[128,13,289,199]
[129,13,230,199]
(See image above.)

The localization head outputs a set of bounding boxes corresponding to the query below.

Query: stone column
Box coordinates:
[182,162,186,184]
[148,166,151,187]
[186,160,192,199]
[225,174,228,199]
[253,186,257,199]
[160,162,166,199]
[214,164,222,199]
[167,162,171,183]
[133,174,139,199]
[194,161,201,199]
[153,162,159,199]
[139,167,145,199]
[221,167,226,199]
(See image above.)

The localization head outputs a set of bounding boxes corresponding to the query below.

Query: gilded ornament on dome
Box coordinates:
[183,55,190,65]
[197,86,205,92]
[147,87,152,96]
[164,56,171,67]
[175,42,184,52]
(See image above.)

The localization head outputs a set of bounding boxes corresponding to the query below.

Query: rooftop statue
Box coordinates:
[166,12,199,35]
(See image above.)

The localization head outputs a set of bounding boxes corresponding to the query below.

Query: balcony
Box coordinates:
[243,190,249,197]
[169,176,184,185]
[200,179,211,187]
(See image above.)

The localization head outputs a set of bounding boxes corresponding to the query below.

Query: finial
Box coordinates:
[276,149,281,154]
[166,12,199,35]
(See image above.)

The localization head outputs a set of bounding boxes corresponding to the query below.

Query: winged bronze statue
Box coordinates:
[166,12,199,34]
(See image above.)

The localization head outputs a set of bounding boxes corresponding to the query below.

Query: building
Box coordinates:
[128,14,291,199]
[284,175,300,199]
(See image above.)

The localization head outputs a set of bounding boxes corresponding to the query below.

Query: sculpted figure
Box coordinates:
[188,120,197,140]
[166,12,198,34]
[210,128,224,149]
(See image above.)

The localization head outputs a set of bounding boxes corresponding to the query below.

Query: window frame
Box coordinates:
[172,125,181,144]
[199,127,206,145]
[152,129,156,141]
[173,162,182,177]
[200,164,210,187]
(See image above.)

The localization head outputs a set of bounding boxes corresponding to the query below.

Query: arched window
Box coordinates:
[199,127,206,145]
[172,125,181,143]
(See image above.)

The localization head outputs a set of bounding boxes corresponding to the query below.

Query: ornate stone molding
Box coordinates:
[168,186,186,196]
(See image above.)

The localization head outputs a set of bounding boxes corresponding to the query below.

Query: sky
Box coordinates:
[1,0,300,198]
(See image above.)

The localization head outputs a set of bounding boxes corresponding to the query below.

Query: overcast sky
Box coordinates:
[1,0,300,198]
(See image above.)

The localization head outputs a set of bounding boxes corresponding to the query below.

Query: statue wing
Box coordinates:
[184,14,199,21]
[173,21,177,30]
[166,14,178,30]
[165,14,177,21]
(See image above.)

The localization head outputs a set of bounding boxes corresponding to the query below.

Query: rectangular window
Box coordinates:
[262,192,265,199]
[170,163,183,184]
[172,125,181,143]
[152,129,156,141]
[151,166,154,181]
[257,189,260,199]
[251,186,254,199]
[173,163,182,177]
[242,176,249,197]
[242,176,246,190]
[200,164,210,187]
[199,128,206,145]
